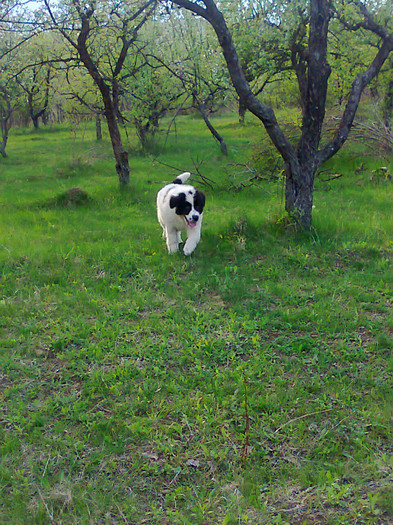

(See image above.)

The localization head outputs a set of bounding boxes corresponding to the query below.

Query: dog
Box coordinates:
[157,172,205,255]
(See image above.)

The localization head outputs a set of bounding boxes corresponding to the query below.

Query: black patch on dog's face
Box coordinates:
[194,190,205,213]
[170,192,192,216]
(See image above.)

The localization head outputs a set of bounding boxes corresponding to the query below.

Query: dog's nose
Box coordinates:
[192,214,199,222]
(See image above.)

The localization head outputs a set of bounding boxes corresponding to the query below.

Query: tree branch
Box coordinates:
[170,0,299,168]
[319,7,393,165]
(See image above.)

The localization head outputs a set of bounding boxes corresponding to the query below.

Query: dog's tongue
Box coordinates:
[188,221,197,228]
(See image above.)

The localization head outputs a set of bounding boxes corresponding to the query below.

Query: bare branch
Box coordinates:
[170,0,299,167]
[319,9,393,164]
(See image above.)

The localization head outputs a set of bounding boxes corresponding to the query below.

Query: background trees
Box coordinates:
[153,10,232,153]
[43,0,157,186]
[14,32,60,128]
[167,0,393,229]
[1,0,393,226]
[0,0,35,156]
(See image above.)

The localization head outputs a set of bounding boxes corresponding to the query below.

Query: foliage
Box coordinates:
[1,113,393,523]
[148,10,232,152]
[125,60,184,152]
[229,0,299,107]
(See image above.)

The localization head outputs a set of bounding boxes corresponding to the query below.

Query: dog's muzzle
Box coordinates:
[185,215,199,228]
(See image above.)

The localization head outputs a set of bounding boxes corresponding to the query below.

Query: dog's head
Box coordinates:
[169,189,205,228]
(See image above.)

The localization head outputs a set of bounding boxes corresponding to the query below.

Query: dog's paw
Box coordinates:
[183,246,195,256]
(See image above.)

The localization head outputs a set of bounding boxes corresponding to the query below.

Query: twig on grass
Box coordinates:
[274,408,334,435]
[169,467,182,485]
[240,370,251,461]
[318,169,344,182]
[38,488,54,521]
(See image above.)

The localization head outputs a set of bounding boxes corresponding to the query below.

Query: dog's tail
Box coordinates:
[173,172,191,185]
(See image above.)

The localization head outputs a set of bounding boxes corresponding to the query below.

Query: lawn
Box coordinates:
[1,113,393,524]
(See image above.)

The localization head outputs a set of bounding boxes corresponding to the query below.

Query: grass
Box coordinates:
[1,112,393,524]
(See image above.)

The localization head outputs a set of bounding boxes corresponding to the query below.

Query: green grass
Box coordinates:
[1,113,393,524]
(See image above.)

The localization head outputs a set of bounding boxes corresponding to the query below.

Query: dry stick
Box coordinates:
[150,156,186,174]
[151,157,215,189]
[37,488,54,521]
[191,157,215,189]
[274,408,334,435]
[318,169,344,182]
[321,174,344,182]
[240,370,250,461]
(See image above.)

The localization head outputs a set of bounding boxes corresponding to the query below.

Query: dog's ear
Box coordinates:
[194,190,205,213]
[170,193,184,209]
[170,192,192,216]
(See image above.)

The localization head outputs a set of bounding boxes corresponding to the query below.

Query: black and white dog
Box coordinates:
[157,172,205,255]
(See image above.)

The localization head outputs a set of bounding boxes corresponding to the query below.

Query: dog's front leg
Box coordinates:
[166,229,180,253]
[183,229,201,256]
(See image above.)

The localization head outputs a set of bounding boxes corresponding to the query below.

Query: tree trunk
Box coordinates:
[238,98,247,124]
[0,101,11,158]
[285,162,316,230]
[0,137,8,158]
[196,101,228,155]
[103,107,129,185]
[32,115,39,129]
[95,113,102,140]
[134,119,150,151]
[105,107,129,185]
[0,120,9,157]
[70,9,130,186]
[115,151,130,186]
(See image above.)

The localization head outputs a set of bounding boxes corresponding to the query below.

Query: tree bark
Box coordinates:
[104,102,130,185]
[31,113,39,129]
[95,114,103,140]
[0,89,12,158]
[238,98,247,124]
[0,132,9,158]
[284,162,316,230]
[0,122,10,158]
[134,119,150,151]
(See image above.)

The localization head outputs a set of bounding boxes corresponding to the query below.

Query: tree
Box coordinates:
[0,1,28,157]
[43,0,157,186]
[175,13,230,155]
[151,11,231,153]
[382,74,393,128]
[0,84,14,158]
[224,1,294,122]
[16,62,52,128]
[56,62,106,139]
[167,0,393,230]
[125,63,184,151]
